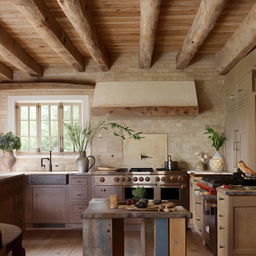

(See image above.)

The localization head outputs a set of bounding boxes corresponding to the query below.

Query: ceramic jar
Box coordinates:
[76,151,95,172]
[210,151,224,172]
[0,150,16,172]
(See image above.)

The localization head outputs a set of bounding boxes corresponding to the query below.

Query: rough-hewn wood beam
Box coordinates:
[0,62,13,81]
[216,4,256,75]
[11,0,85,71]
[0,24,43,76]
[56,0,109,71]
[139,0,161,69]
[176,0,227,69]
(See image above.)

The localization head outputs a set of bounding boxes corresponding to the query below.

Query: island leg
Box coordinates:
[83,218,124,256]
[155,218,169,256]
[169,218,186,256]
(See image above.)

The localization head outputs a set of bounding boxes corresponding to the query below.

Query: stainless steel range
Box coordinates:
[93,168,188,209]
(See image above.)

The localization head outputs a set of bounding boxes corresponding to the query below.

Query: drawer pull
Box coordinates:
[219,214,224,217]
[100,189,106,192]
[219,245,225,249]
[219,197,225,201]
[79,207,83,210]
[195,202,202,205]
[219,226,225,230]
[196,218,200,221]
[77,193,83,196]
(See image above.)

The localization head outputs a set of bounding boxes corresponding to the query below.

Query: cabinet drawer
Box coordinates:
[94,185,123,199]
[71,189,88,201]
[70,177,88,186]
[71,203,88,214]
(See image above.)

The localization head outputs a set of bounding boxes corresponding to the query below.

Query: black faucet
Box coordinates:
[41,151,53,172]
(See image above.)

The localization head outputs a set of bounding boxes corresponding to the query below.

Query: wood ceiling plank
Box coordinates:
[176,0,227,69]
[139,0,161,69]
[0,62,13,81]
[56,0,109,71]
[0,24,43,76]
[11,0,85,71]
[216,3,256,75]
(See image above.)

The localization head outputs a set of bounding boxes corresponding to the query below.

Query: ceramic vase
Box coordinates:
[0,150,16,172]
[76,151,95,173]
[210,151,224,172]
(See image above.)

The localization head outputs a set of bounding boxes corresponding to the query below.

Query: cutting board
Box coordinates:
[118,202,175,211]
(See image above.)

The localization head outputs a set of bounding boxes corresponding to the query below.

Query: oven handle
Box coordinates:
[159,185,186,189]
[124,185,157,188]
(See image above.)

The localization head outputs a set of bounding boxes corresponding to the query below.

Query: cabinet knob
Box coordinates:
[99,177,105,183]
[100,189,106,192]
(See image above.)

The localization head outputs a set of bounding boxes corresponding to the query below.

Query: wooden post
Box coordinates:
[83,218,124,256]
[141,218,155,256]
[169,218,186,256]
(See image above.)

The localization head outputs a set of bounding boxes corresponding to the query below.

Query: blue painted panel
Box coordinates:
[155,218,168,256]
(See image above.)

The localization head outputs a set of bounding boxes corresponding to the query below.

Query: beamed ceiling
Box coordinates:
[0,0,255,81]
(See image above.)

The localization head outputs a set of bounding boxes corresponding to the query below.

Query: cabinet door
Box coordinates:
[94,186,123,200]
[28,186,69,223]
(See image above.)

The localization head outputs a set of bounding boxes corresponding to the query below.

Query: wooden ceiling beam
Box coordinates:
[56,0,109,71]
[176,0,227,69]
[11,0,85,72]
[139,0,161,69]
[0,24,43,76]
[0,62,13,81]
[216,4,256,75]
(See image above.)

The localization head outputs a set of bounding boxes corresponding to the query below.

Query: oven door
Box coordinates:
[124,186,156,200]
[160,185,188,208]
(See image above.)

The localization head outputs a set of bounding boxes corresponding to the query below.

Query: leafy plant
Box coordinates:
[0,132,21,151]
[64,117,144,152]
[132,187,146,200]
[204,125,226,151]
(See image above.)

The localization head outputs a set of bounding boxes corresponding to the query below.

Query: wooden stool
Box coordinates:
[0,223,25,256]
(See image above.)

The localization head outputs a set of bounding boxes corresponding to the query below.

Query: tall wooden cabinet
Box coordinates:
[225,71,256,171]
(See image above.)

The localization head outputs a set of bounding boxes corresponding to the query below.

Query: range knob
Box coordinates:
[170,176,177,183]
[161,177,166,182]
[145,177,150,182]
[121,177,125,182]
[133,177,138,182]
[178,176,184,182]
[99,177,105,183]
[127,177,132,182]
[139,177,144,182]
[114,177,120,182]
[155,177,160,182]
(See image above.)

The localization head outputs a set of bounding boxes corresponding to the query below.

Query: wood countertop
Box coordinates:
[82,204,192,219]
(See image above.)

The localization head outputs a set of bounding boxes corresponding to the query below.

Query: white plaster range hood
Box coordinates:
[92,81,199,116]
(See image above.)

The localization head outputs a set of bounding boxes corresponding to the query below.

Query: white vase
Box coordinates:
[210,151,224,172]
[0,150,16,172]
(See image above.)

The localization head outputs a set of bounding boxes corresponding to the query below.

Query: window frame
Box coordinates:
[8,95,89,157]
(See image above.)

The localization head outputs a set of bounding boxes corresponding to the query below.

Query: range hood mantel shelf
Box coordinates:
[92,106,199,116]
[92,81,199,116]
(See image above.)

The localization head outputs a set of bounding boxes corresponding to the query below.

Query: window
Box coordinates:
[16,103,81,153]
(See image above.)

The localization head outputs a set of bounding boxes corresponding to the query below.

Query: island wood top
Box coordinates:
[82,205,192,219]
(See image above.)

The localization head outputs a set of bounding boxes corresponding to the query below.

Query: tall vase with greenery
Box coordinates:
[65,117,144,172]
[0,132,21,172]
[204,125,226,172]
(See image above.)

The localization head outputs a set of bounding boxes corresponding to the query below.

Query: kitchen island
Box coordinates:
[82,201,191,256]
[217,187,256,256]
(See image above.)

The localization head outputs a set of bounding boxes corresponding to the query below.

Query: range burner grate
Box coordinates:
[129,168,154,172]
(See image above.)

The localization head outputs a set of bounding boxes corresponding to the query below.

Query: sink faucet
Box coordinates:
[41,151,53,172]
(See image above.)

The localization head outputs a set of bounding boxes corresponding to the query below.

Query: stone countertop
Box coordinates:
[0,171,92,176]
[82,204,192,219]
[187,170,233,176]
[217,187,256,196]
[0,173,24,182]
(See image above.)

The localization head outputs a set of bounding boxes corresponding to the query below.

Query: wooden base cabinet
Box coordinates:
[217,189,256,256]
[25,185,69,224]
[0,175,24,229]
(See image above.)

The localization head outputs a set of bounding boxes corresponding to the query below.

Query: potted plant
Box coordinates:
[132,187,146,201]
[65,117,144,173]
[0,132,21,172]
[204,125,226,172]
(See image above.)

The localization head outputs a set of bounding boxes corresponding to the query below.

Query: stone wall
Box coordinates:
[0,53,225,171]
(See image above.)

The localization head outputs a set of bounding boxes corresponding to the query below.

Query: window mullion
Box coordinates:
[59,103,64,152]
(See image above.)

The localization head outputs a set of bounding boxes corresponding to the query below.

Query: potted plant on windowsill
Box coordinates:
[204,125,226,172]
[64,117,144,173]
[0,132,21,172]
